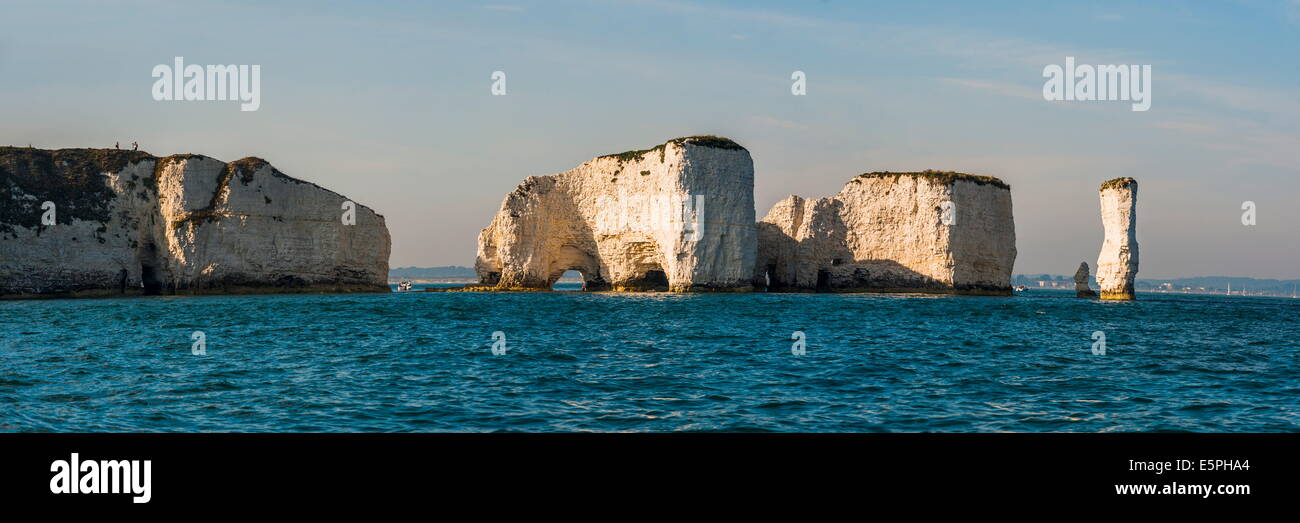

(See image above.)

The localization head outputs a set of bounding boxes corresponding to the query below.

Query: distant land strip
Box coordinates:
[391,267,1299,295]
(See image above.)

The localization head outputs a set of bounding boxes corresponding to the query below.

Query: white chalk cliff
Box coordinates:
[475,136,756,291]
[755,171,1016,294]
[0,148,390,296]
[1096,177,1138,300]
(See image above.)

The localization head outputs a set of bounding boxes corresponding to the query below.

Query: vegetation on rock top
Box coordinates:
[598,135,746,164]
[229,157,270,185]
[854,170,1010,190]
[1100,177,1137,191]
[672,135,745,150]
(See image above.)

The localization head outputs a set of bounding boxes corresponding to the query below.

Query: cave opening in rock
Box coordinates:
[552,270,584,291]
[643,269,669,289]
[140,262,163,295]
[816,269,830,291]
[139,242,164,295]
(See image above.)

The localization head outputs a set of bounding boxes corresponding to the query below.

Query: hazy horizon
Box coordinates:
[3,0,1297,279]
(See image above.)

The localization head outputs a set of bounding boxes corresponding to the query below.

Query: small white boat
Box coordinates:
[396,280,413,291]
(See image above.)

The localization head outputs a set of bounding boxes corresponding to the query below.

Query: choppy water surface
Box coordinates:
[0,287,1295,432]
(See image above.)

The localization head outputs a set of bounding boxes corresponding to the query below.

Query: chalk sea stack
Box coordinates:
[1074,261,1098,298]
[475,136,756,291]
[1096,177,1138,300]
[754,171,1017,294]
[0,147,390,297]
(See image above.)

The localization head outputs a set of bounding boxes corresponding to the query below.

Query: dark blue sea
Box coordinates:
[1,287,1295,432]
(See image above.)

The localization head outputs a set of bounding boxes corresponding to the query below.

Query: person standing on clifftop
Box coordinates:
[115,142,119,149]
[131,141,138,151]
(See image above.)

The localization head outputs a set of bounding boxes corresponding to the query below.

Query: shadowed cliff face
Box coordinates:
[0,148,149,233]
[475,136,757,292]
[0,147,391,297]
[755,172,1017,295]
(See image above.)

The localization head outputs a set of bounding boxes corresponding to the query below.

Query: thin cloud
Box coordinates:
[903,29,1149,70]
[1149,120,1216,134]
[614,0,824,28]
[748,115,809,131]
[1162,71,1300,121]
[941,78,1043,102]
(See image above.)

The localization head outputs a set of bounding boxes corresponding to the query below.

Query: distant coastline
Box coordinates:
[393,266,1300,296]
[1014,273,1300,297]
[386,266,579,284]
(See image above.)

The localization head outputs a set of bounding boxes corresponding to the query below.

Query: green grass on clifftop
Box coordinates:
[599,135,746,164]
[1100,177,1137,191]
[855,170,1010,190]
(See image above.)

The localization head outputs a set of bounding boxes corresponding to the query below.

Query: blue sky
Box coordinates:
[2,0,1297,278]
